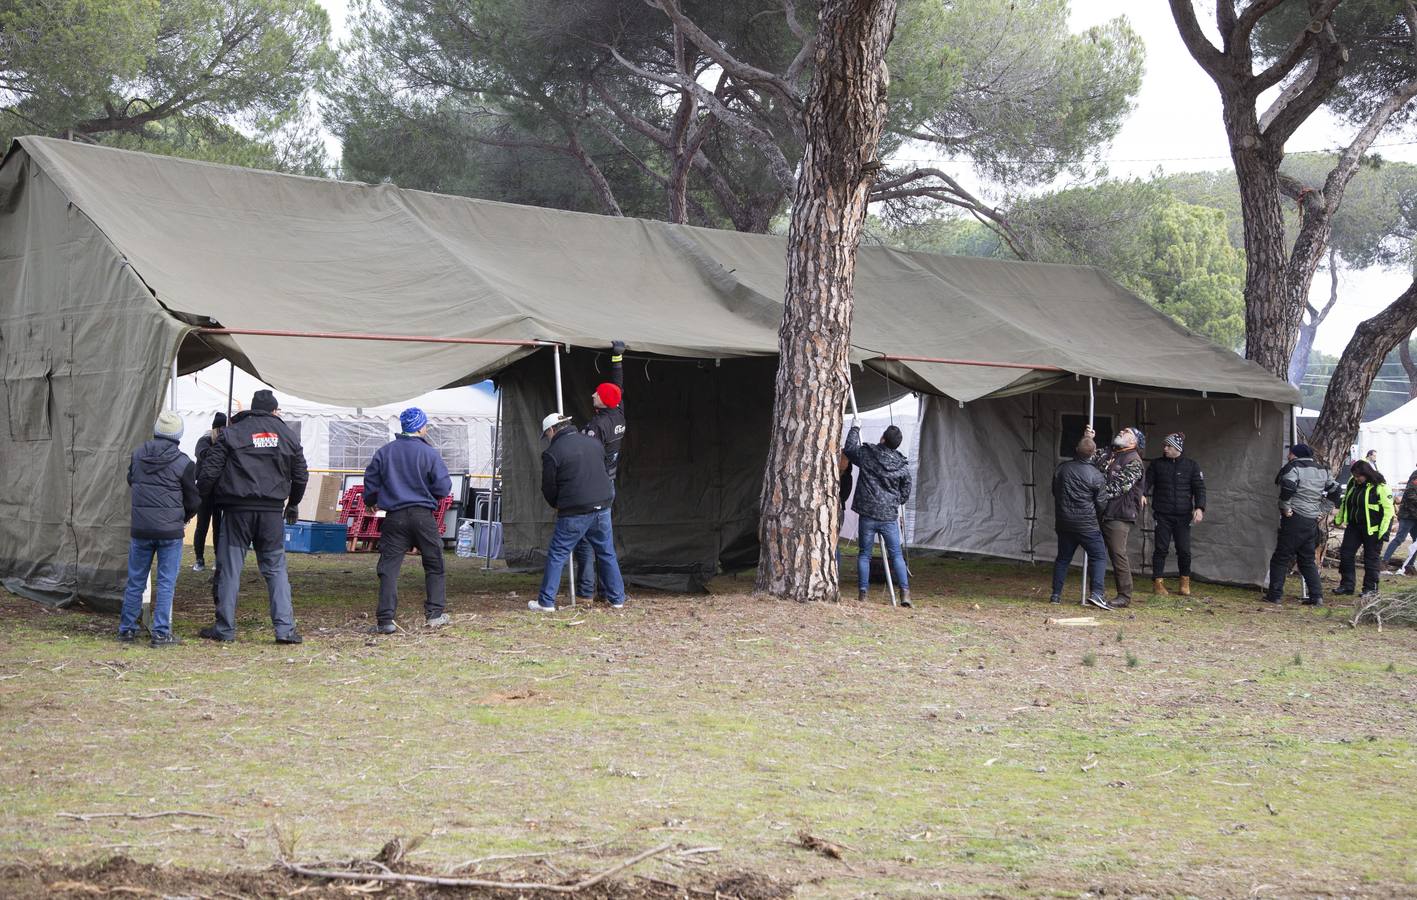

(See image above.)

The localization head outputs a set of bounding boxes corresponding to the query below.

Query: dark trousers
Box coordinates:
[1152,513,1192,577]
[193,502,222,564]
[1101,519,1134,600]
[214,509,297,640]
[1266,514,1323,602]
[376,506,446,624]
[1338,524,1384,594]
[1051,528,1107,598]
[573,483,615,598]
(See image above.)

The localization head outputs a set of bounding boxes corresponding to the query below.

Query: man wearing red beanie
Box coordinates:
[576,340,627,601]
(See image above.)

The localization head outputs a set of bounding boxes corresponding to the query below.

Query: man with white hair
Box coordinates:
[1084,424,1146,609]
[532,413,626,612]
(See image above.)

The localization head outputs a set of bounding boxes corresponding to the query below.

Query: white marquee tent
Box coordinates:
[1357,398,1417,485]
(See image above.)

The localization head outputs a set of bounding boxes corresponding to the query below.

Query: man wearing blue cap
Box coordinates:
[362,407,453,633]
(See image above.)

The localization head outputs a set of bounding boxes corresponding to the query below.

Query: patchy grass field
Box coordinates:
[2,550,1416,897]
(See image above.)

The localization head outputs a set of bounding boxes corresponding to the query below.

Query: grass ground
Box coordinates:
[2,549,1416,898]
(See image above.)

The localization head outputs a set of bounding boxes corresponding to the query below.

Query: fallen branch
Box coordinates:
[1351,589,1417,631]
[449,838,617,872]
[57,810,221,822]
[283,842,673,892]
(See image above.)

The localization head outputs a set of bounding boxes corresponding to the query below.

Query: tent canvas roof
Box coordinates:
[9,136,1298,407]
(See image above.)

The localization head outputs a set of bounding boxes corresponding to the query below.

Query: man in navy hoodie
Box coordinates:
[120,411,200,647]
[363,407,453,633]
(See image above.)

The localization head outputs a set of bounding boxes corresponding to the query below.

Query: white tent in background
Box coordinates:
[1358,398,1417,484]
[171,365,499,479]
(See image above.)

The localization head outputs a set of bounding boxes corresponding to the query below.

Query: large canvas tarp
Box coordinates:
[0,136,1300,606]
[912,390,1290,586]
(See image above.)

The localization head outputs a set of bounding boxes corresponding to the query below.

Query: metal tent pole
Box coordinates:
[552,346,574,607]
[226,360,235,422]
[485,386,502,572]
[1082,378,1095,604]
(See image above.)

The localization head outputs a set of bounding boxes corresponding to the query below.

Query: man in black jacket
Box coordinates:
[532,413,626,611]
[119,411,200,647]
[574,340,626,601]
[844,422,913,606]
[196,389,307,644]
[191,412,226,572]
[1144,432,1206,596]
[1050,436,1108,607]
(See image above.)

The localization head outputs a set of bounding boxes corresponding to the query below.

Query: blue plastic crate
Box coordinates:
[283,521,347,554]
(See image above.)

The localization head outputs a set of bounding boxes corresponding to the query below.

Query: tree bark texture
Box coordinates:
[756,0,898,602]
[1309,279,1417,469]
[1400,336,1417,400]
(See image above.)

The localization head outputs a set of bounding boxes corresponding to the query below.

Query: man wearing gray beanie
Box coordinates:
[118,411,200,648]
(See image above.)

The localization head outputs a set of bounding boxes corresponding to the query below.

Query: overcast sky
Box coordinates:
[315,0,1416,356]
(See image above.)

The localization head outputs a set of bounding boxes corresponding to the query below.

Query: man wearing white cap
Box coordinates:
[532,412,626,611]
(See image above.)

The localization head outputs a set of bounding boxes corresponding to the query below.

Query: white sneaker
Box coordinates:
[191,562,206,572]
[527,600,555,612]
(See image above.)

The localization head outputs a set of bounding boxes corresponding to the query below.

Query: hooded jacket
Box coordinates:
[1053,457,1105,534]
[128,437,200,540]
[1276,458,1339,520]
[197,409,308,512]
[363,433,453,512]
[843,426,912,521]
[1335,479,1395,537]
[1144,455,1207,517]
[1397,468,1417,520]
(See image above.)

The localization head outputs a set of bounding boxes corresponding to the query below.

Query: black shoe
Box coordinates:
[198,626,233,642]
[1109,596,1131,609]
[275,632,303,645]
[117,630,137,643]
[1083,593,1111,611]
[1301,597,1323,606]
[149,632,183,648]
[366,622,396,635]
[1048,593,1061,604]
[1261,596,1281,604]
[1332,587,1355,596]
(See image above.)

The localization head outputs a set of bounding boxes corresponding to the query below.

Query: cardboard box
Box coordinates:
[297,473,343,523]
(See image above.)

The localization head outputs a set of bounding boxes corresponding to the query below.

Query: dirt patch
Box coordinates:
[1,855,784,898]
[479,688,542,705]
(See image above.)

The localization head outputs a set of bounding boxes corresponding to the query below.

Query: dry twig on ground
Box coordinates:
[1351,589,1417,631]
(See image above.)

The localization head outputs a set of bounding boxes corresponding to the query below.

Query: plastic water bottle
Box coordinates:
[455,520,475,558]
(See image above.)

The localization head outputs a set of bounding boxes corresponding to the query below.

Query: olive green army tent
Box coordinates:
[0,137,1298,607]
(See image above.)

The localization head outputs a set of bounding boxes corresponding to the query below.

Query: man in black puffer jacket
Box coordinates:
[1049,436,1107,606]
[844,423,913,607]
[1144,432,1206,597]
[119,411,199,648]
[196,389,307,644]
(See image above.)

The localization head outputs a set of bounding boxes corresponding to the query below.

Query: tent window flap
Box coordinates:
[5,350,53,442]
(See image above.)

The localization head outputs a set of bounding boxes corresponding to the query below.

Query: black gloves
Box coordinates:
[284,505,299,525]
[610,340,626,359]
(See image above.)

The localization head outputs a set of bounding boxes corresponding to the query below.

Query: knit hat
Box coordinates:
[595,382,622,408]
[154,411,183,440]
[1291,443,1314,459]
[211,412,227,428]
[1165,432,1184,452]
[1132,427,1146,451]
[400,406,429,434]
[251,389,278,413]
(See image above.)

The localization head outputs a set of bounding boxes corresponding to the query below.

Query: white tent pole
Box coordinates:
[485,386,502,572]
[170,358,178,408]
[551,346,574,608]
[226,360,235,421]
[1082,377,1095,604]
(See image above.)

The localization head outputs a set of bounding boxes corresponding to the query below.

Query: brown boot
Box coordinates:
[1152,578,1168,596]
[1179,576,1191,597]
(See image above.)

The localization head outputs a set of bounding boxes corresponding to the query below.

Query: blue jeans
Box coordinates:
[858,517,908,591]
[573,484,616,598]
[119,537,182,637]
[1052,529,1107,597]
[1383,517,1416,562]
[539,508,625,607]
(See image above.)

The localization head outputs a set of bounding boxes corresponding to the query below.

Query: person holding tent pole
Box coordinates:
[191,413,226,573]
[1049,436,1108,607]
[1083,424,1145,609]
[118,411,200,647]
[362,407,453,634]
[532,413,626,612]
[843,422,913,607]
[1143,433,1206,597]
[196,389,307,644]
[574,340,627,602]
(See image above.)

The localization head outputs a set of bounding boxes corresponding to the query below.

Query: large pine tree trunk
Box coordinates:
[1231,141,1297,378]
[756,0,898,602]
[1309,280,1417,469]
